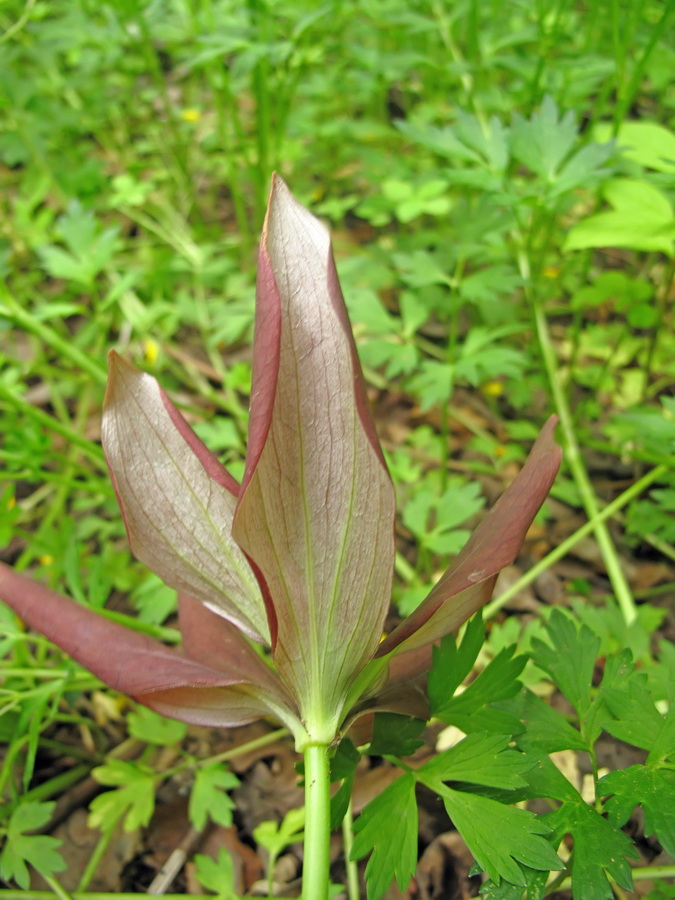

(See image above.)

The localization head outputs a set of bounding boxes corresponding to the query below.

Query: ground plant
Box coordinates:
[0,1,673,899]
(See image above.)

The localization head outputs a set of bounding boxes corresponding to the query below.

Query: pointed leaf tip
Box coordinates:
[378,415,562,657]
[102,352,270,643]
[234,177,396,727]
[0,563,277,728]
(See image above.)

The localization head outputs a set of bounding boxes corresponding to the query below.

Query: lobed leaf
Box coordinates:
[351,773,417,900]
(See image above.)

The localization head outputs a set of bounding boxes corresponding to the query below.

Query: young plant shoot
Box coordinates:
[0,176,561,899]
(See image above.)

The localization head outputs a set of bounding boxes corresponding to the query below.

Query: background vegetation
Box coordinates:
[0,0,673,897]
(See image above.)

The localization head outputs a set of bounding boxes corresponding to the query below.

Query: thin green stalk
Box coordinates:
[0,291,107,385]
[302,743,331,900]
[342,799,360,900]
[77,827,116,892]
[0,894,215,899]
[613,0,675,131]
[546,863,675,897]
[41,877,73,900]
[0,765,89,823]
[0,0,37,43]
[531,297,637,622]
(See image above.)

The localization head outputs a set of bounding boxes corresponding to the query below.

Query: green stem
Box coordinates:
[546,863,675,897]
[342,799,361,900]
[531,296,637,623]
[0,895,215,899]
[41,877,73,900]
[77,827,116,892]
[302,743,331,900]
[485,464,667,618]
[0,290,107,385]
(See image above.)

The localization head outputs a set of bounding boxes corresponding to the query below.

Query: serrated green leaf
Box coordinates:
[595,120,675,172]
[352,773,417,900]
[599,651,665,751]
[600,765,675,857]
[369,713,426,757]
[329,739,361,831]
[0,802,65,889]
[564,178,675,254]
[127,707,187,745]
[253,808,305,860]
[428,615,485,710]
[435,645,527,726]
[510,96,578,180]
[545,798,637,900]
[418,732,530,791]
[480,867,548,900]
[189,764,240,830]
[501,689,586,752]
[531,610,599,716]
[194,849,238,898]
[89,760,156,832]
[437,786,562,885]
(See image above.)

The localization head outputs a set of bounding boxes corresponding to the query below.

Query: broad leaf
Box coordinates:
[233,175,396,738]
[102,352,269,643]
[0,564,284,728]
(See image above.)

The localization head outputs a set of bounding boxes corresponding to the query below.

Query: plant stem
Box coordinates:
[530,296,637,623]
[342,799,361,900]
[302,743,331,900]
[0,895,215,899]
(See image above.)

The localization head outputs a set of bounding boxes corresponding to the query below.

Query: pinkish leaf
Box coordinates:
[177,594,296,711]
[102,352,269,643]
[377,416,562,658]
[0,563,283,728]
[233,176,396,736]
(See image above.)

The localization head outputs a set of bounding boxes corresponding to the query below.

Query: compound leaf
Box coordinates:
[352,773,417,900]
[438,787,562,885]
[0,802,65,889]
[189,764,240,830]
[545,798,637,900]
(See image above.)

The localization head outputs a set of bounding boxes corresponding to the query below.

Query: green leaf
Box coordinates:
[419,732,530,791]
[564,178,675,254]
[595,120,675,172]
[233,177,396,739]
[193,849,238,898]
[545,798,637,900]
[189,764,240,831]
[551,141,614,196]
[502,689,586,752]
[599,650,665,751]
[127,707,187,745]
[352,773,417,900]
[600,765,675,857]
[89,760,156,832]
[0,802,65,889]
[253,808,305,862]
[480,867,548,899]
[510,96,578,180]
[428,614,485,710]
[531,610,599,717]
[437,786,562,885]
[369,713,426,757]
[434,645,527,732]
[329,739,360,831]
